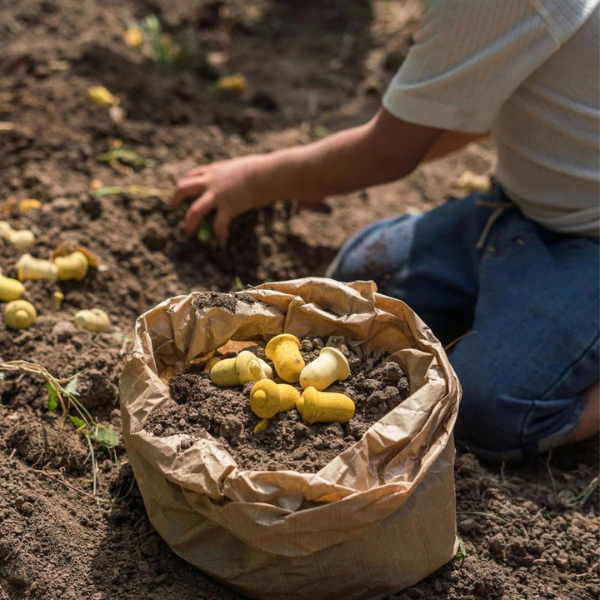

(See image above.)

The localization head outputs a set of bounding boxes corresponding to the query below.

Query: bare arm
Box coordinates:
[173,108,443,240]
[424,131,488,162]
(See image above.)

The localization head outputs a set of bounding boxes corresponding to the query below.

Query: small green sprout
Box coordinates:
[197,220,213,243]
[97,148,157,169]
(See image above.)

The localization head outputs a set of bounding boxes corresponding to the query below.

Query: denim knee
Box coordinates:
[452,367,527,461]
[451,356,586,462]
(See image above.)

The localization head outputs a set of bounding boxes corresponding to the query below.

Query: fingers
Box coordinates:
[172,176,207,209]
[186,160,224,178]
[213,209,232,243]
[184,193,215,237]
[186,166,205,178]
[291,198,327,215]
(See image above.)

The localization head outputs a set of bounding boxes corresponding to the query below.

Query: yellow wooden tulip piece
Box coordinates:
[88,86,120,106]
[9,230,35,249]
[203,357,221,374]
[0,221,13,239]
[5,300,36,330]
[300,347,350,391]
[253,418,270,435]
[216,74,247,94]
[257,358,274,380]
[0,274,25,302]
[265,334,305,383]
[52,291,65,310]
[297,387,355,424]
[250,379,300,419]
[19,199,42,213]
[74,308,111,332]
[124,28,143,48]
[54,251,89,281]
[16,254,58,281]
[210,351,263,388]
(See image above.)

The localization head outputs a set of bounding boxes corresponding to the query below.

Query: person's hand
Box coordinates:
[172,155,276,241]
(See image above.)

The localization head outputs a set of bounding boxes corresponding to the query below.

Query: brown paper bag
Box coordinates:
[120,278,461,600]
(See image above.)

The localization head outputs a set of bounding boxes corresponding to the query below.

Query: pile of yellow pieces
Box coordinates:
[0,220,110,332]
[207,334,355,431]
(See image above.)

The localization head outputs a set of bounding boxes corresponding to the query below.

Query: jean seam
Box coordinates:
[519,332,600,450]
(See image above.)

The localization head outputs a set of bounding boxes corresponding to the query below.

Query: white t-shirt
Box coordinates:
[383,0,600,237]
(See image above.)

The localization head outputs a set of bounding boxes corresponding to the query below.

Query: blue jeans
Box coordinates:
[327,188,600,461]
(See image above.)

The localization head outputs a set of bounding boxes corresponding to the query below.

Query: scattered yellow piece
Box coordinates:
[52,244,100,268]
[297,387,355,424]
[5,300,36,330]
[216,74,247,94]
[90,179,103,190]
[257,358,274,380]
[48,60,69,71]
[74,308,111,332]
[16,254,58,282]
[203,357,221,374]
[54,250,89,281]
[19,199,42,213]
[250,379,300,419]
[0,221,13,239]
[8,230,35,249]
[0,274,25,302]
[52,291,65,310]
[124,28,143,48]
[210,351,264,388]
[88,86,120,107]
[253,418,270,435]
[265,334,305,383]
[109,106,125,123]
[300,347,350,391]
[456,171,491,193]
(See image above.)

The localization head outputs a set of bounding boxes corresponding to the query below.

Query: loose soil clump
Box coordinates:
[147,336,410,472]
[192,290,255,313]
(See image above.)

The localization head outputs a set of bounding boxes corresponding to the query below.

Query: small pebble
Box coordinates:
[348,356,361,370]
[300,339,313,352]
[458,518,476,534]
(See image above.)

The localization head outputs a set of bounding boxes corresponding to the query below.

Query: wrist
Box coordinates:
[250,149,306,204]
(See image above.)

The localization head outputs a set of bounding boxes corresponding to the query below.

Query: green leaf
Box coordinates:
[65,374,80,397]
[47,382,58,411]
[0,373,6,381]
[69,416,87,428]
[197,220,212,243]
[91,425,120,448]
[231,276,244,292]
[455,535,467,561]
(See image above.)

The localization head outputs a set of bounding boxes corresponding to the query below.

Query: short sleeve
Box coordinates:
[383,0,575,133]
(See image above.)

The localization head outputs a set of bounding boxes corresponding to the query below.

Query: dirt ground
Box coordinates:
[0,1,598,599]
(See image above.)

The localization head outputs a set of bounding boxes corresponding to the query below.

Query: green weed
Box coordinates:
[231,276,244,292]
[0,361,120,495]
[137,15,198,69]
[93,185,170,200]
[97,148,157,169]
[560,475,599,510]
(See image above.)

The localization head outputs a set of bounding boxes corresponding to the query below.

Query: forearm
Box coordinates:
[255,109,443,201]
[423,131,488,162]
